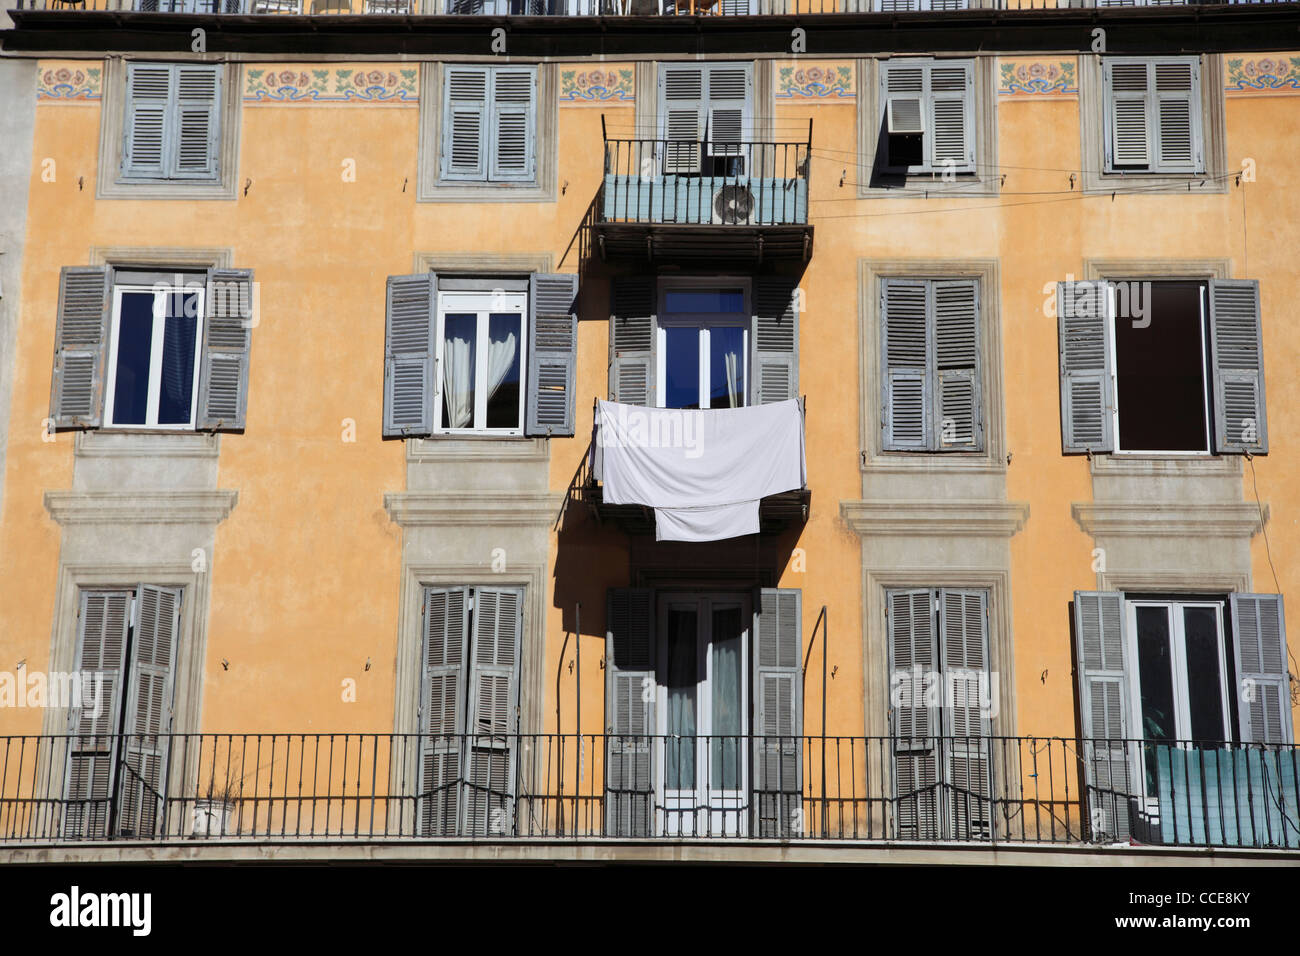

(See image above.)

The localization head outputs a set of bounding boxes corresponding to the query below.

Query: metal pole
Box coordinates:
[822,608,828,838]
[576,602,582,785]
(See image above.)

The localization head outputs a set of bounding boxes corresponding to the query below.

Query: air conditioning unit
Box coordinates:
[712,184,756,225]
[887,97,924,135]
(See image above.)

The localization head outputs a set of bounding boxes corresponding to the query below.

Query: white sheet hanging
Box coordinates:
[596,399,806,542]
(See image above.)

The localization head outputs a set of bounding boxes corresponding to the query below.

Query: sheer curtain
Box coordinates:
[442,332,474,429]
[486,330,518,405]
[723,351,741,408]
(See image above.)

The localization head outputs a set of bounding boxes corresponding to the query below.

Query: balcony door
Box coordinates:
[656,284,749,410]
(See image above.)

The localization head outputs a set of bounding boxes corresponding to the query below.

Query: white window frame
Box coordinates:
[433,290,528,436]
[103,283,205,430]
[1108,281,1213,456]
[655,279,751,410]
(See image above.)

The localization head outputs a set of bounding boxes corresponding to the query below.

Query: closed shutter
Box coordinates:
[752,588,803,838]
[1105,58,1202,173]
[880,61,925,173]
[608,279,655,406]
[1105,60,1151,170]
[50,266,111,430]
[928,61,974,174]
[1152,59,1200,173]
[122,64,171,179]
[933,279,981,450]
[605,588,656,836]
[196,268,253,431]
[64,591,130,839]
[383,272,437,438]
[1209,279,1268,455]
[1058,280,1115,453]
[939,588,992,840]
[660,65,705,174]
[442,68,489,181]
[464,588,522,836]
[525,273,578,437]
[887,589,939,839]
[489,69,535,182]
[118,585,180,838]
[881,278,929,450]
[704,66,750,158]
[172,65,221,180]
[1072,591,1133,842]
[1230,594,1293,745]
[750,278,799,406]
[419,587,469,836]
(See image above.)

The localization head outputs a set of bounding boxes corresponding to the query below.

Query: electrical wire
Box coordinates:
[1246,453,1299,703]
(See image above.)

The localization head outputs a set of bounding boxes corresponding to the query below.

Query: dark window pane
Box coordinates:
[663,326,700,410]
[1183,606,1227,745]
[157,291,198,425]
[485,313,522,429]
[708,326,745,409]
[112,292,154,426]
[663,289,744,314]
[441,313,477,429]
[888,133,923,168]
[1136,606,1176,742]
[665,607,697,791]
[710,605,743,791]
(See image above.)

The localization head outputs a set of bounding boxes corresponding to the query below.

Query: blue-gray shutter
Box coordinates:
[1230,594,1293,745]
[383,273,437,438]
[704,65,751,160]
[50,266,111,430]
[1104,59,1151,171]
[939,588,992,840]
[442,67,488,181]
[464,587,522,836]
[887,588,939,839]
[608,278,655,406]
[118,585,180,838]
[122,64,172,180]
[1151,59,1201,173]
[64,590,130,839]
[752,587,803,838]
[488,69,536,183]
[1209,279,1268,455]
[419,587,469,836]
[934,278,981,450]
[751,278,799,406]
[197,268,253,431]
[659,65,705,175]
[172,65,221,180]
[881,277,929,450]
[879,61,925,174]
[525,273,578,437]
[1058,280,1115,454]
[1073,591,1133,842]
[928,60,975,174]
[605,587,655,836]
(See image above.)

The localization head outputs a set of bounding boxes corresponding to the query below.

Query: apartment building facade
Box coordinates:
[0,0,1297,863]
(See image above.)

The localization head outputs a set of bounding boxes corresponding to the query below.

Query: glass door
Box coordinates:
[656,285,749,410]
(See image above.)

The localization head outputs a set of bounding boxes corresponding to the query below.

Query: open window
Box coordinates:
[877,58,975,177]
[657,285,749,410]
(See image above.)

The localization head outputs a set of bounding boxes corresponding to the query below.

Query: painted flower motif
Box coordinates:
[353,72,367,87]
[55,68,73,83]
[279,70,298,86]
[368,70,385,86]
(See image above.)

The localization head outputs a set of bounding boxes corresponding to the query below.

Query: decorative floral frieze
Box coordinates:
[560,68,634,104]
[1226,55,1300,94]
[998,58,1077,98]
[37,64,102,101]
[244,66,418,104]
[776,63,854,99]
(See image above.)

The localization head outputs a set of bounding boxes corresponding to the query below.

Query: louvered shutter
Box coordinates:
[50,266,111,430]
[122,64,171,179]
[419,587,469,836]
[1152,59,1200,173]
[888,589,940,839]
[64,591,130,839]
[383,273,437,438]
[118,585,179,838]
[751,278,799,406]
[1058,280,1115,453]
[196,268,253,431]
[172,65,221,180]
[442,68,488,181]
[881,278,929,450]
[752,588,803,838]
[464,588,522,836]
[525,273,578,437]
[933,279,981,450]
[1072,591,1134,842]
[660,66,704,174]
[605,588,656,837]
[1105,60,1151,170]
[608,279,655,407]
[489,69,535,183]
[939,588,992,840]
[1209,279,1268,455]
[705,66,750,159]
[880,62,925,173]
[928,61,975,174]
[1231,594,1293,745]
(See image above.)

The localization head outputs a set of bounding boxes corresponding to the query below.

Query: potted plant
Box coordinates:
[192,769,241,837]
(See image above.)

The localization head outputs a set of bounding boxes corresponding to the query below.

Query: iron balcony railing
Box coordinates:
[2,733,1297,848]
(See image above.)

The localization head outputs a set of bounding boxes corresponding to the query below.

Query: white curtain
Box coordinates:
[442,333,474,429]
[723,350,740,408]
[486,331,518,404]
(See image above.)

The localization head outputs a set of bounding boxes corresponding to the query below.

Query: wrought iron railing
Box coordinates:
[2,733,1296,848]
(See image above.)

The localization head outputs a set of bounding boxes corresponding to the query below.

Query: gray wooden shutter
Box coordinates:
[660,65,705,174]
[1073,591,1133,842]
[118,585,180,838]
[196,268,253,431]
[1152,58,1201,173]
[608,278,655,406]
[1230,594,1293,745]
[172,65,221,180]
[880,61,925,173]
[928,60,975,174]
[526,272,578,437]
[1209,279,1268,455]
[887,588,939,839]
[50,266,111,430]
[383,272,437,438]
[1058,280,1115,453]
[489,68,535,183]
[442,67,489,181]
[752,587,803,838]
[881,278,929,450]
[419,586,469,836]
[1105,60,1151,170]
[704,65,750,159]
[122,64,172,179]
[751,278,799,406]
[64,590,130,839]
[464,587,522,836]
[933,278,981,451]
[939,588,992,840]
[605,587,655,837]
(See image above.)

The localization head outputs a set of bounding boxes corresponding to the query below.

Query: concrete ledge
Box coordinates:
[384,490,565,527]
[840,500,1029,537]
[44,490,239,525]
[1071,501,1266,538]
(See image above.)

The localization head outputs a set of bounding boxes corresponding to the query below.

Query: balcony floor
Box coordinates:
[583,483,810,535]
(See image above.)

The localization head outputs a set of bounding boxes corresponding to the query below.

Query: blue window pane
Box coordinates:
[708,326,746,408]
[663,326,700,410]
[112,292,154,425]
[485,313,522,429]
[158,291,198,425]
[664,289,745,314]
[442,313,477,429]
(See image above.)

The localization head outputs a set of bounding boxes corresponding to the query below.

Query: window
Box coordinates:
[876,0,968,7]
[64,586,181,840]
[881,277,982,451]
[1103,57,1202,174]
[1057,278,1268,455]
[120,64,222,183]
[440,66,537,184]
[657,286,749,410]
[878,58,975,176]
[104,279,204,429]
[658,63,752,176]
[435,291,527,433]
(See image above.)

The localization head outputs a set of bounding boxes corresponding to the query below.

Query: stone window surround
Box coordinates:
[855,56,1000,199]
[417,62,558,203]
[1077,53,1227,196]
[96,56,243,201]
